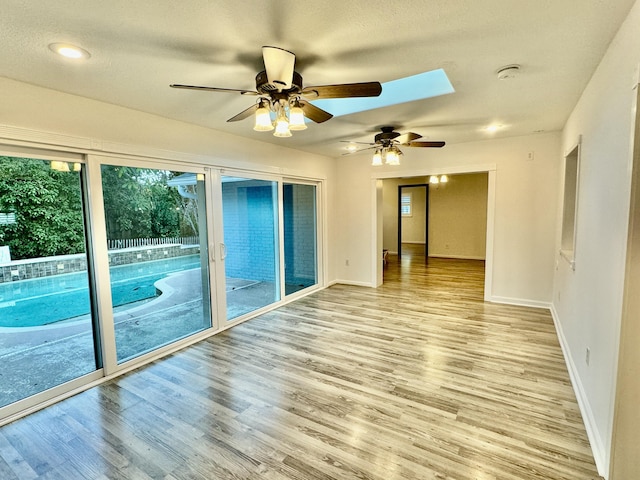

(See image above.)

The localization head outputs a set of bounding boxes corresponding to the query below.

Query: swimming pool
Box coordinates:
[0,255,201,327]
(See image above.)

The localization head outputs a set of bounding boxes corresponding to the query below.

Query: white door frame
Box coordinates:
[371,164,497,301]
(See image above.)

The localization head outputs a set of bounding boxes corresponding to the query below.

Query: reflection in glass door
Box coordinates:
[221,176,279,320]
[100,165,211,363]
[0,156,99,408]
[283,183,318,295]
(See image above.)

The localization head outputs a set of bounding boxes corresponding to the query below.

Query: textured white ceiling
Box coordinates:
[0,0,635,157]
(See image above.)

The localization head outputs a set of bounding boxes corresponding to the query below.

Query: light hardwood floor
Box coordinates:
[0,252,601,479]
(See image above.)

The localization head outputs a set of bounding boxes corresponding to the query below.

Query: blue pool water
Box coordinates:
[0,255,201,328]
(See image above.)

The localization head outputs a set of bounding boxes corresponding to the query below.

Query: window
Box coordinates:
[401,193,412,216]
[560,138,581,269]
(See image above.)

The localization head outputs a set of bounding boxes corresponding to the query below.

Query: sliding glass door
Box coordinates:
[0,151,322,418]
[221,176,280,320]
[283,182,318,295]
[100,165,211,363]
[0,156,99,408]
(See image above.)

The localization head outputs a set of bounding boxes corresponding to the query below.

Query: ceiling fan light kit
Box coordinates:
[171,46,382,137]
[342,126,445,166]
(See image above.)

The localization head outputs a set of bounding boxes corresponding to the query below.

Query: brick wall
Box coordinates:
[222,180,277,282]
[283,184,317,286]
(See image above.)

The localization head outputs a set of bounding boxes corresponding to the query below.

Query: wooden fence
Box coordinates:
[107,236,199,250]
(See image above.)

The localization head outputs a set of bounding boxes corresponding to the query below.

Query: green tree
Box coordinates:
[100,166,186,240]
[0,157,85,260]
[0,160,198,260]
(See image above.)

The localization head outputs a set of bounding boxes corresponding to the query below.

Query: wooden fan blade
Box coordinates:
[340,140,375,145]
[342,145,377,156]
[301,82,382,99]
[170,84,259,95]
[298,100,333,123]
[227,104,260,122]
[406,141,446,148]
[396,132,422,144]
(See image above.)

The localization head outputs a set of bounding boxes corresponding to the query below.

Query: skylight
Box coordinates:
[311,68,454,117]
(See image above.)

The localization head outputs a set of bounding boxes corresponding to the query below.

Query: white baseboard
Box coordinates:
[488,296,552,310]
[550,305,606,477]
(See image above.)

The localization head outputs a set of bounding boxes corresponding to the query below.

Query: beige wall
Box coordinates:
[402,185,427,244]
[382,174,488,259]
[382,177,428,253]
[429,173,487,259]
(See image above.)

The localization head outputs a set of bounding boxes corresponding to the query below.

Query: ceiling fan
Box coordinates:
[170,46,382,137]
[344,126,445,165]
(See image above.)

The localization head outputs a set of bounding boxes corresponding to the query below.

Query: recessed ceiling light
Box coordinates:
[48,43,91,60]
[484,124,503,133]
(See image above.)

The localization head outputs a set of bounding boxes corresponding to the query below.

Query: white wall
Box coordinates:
[553,0,640,475]
[0,76,337,282]
[335,132,561,306]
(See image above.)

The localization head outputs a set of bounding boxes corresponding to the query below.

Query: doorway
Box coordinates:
[397,184,428,261]
[376,171,495,300]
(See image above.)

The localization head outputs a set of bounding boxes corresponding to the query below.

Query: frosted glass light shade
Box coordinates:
[288,105,307,130]
[253,106,274,131]
[385,149,400,165]
[274,118,292,137]
[50,161,70,172]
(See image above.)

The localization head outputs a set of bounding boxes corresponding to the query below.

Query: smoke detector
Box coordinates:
[496,64,520,80]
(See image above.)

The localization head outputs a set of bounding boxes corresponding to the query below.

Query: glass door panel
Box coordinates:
[0,156,98,407]
[283,183,318,295]
[221,176,279,320]
[100,165,211,363]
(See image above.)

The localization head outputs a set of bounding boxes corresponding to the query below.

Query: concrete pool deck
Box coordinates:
[0,269,278,408]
